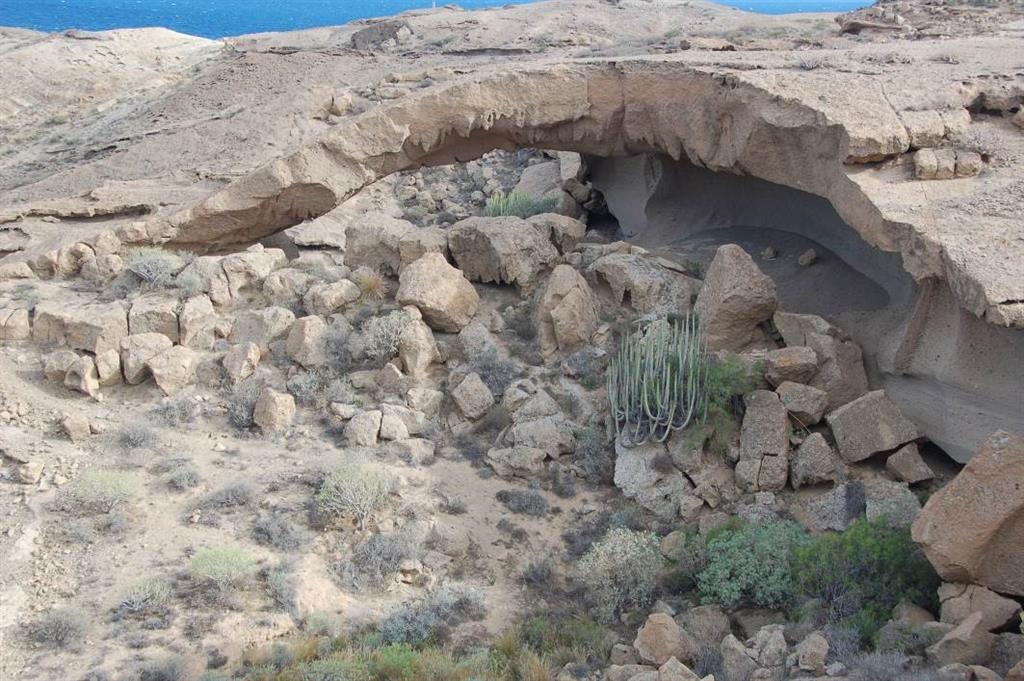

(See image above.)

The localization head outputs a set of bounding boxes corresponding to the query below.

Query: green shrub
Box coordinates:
[189,546,257,593]
[298,658,370,681]
[316,462,394,529]
[793,518,940,645]
[367,644,420,680]
[120,577,173,613]
[697,521,810,609]
[30,607,86,648]
[62,470,137,514]
[703,354,760,417]
[577,527,662,621]
[607,317,709,445]
[484,190,557,218]
[378,585,486,646]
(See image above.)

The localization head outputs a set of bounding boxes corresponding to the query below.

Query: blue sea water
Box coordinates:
[0,0,867,39]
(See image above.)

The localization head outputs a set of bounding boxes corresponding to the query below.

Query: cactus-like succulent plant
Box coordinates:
[607,315,709,446]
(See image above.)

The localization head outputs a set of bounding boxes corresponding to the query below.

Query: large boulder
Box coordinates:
[926,612,995,667]
[535,264,598,355]
[286,316,327,368]
[451,372,493,420]
[448,216,558,292]
[128,292,180,342]
[120,333,173,384]
[939,583,1022,632]
[146,345,198,395]
[229,307,295,350]
[526,213,586,253]
[827,390,919,463]
[789,432,837,489]
[587,252,700,316]
[397,319,439,379]
[0,308,30,341]
[912,431,1024,596]
[693,244,776,352]
[344,213,414,275]
[614,439,691,518]
[774,312,868,410]
[178,294,217,350]
[775,381,828,426]
[633,613,696,666]
[254,388,296,433]
[735,390,789,493]
[34,301,128,354]
[303,280,360,316]
[396,253,479,332]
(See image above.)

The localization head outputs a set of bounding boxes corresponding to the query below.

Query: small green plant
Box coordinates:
[577,527,663,621]
[118,422,158,450]
[793,518,940,645]
[354,269,388,302]
[189,546,257,593]
[378,584,486,646]
[316,461,394,529]
[62,470,137,514]
[30,607,86,648]
[484,189,558,218]
[607,317,709,445]
[120,577,173,613]
[697,521,810,609]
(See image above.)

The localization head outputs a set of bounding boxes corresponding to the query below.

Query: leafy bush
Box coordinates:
[62,470,137,514]
[153,394,203,426]
[124,247,191,288]
[607,317,709,445]
[267,563,296,613]
[136,655,188,681]
[575,425,613,485]
[344,527,422,589]
[360,311,409,364]
[661,530,708,592]
[378,585,486,646]
[305,611,341,638]
[793,518,940,645]
[496,488,548,517]
[119,422,158,450]
[316,461,394,529]
[225,375,266,429]
[165,464,200,491]
[697,521,810,609]
[253,515,306,551]
[484,190,558,218]
[31,607,86,648]
[120,577,173,613]
[465,348,520,396]
[189,546,257,593]
[298,658,371,681]
[703,354,761,418]
[577,528,662,621]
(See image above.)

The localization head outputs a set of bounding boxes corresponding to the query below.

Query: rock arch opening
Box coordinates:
[151,60,1022,461]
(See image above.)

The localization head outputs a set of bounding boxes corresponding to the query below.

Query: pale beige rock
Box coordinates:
[43,349,80,381]
[939,583,1022,632]
[221,245,287,299]
[535,264,598,355]
[737,390,789,493]
[223,341,261,383]
[397,319,439,379]
[146,345,198,394]
[94,348,121,386]
[694,244,777,352]
[398,226,448,267]
[634,613,696,666]
[407,387,443,417]
[451,372,493,420]
[901,110,945,148]
[344,213,414,275]
[120,333,173,384]
[0,262,35,280]
[179,294,217,350]
[796,632,828,675]
[380,403,426,435]
[229,306,295,350]
[396,253,479,332]
[526,213,586,253]
[774,312,868,410]
[286,315,327,368]
[587,252,700,316]
[926,612,995,667]
[345,409,382,446]
[79,253,123,283]
[448,216,558,292]
[62,413,91,443]
[658,657,700,681]
[303,280,360,316]
[955,150,984,177]
[886,443,935,484]
[485,446,547,477]
[828,390,919,463]
[789,432,837,489]
[128,292,180,342]
[763,346,818,386]
[64,355,99,396]
[775,381,828,425]
[378,411,409,441]
[33,301,128,355]
[0,308,30,341]
[253,388,296,433]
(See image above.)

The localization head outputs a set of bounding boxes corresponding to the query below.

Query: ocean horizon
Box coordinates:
[0,0,867,39]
